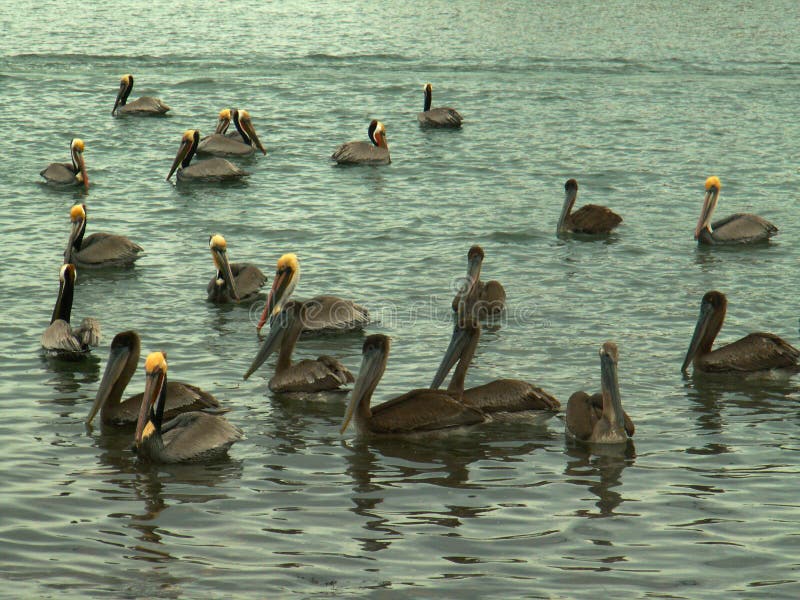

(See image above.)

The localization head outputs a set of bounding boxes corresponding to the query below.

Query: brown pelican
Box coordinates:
[417,83,463,128]
[207,234,266,303]
[694,176,777,244]
[255,253,369,335]
[566,342,635,443]
[41,264,100,358]
[431,321,560,414]
[681,291,799,373]
[451,245,506,321]
[64,204,143,268]
[134,352,243,463]
[86,331,219,426]
[244,300,354,392]
[167,130,249,182]
[331,120,390,165]
[557,179,622,235]
[197,109,267,156]
[340,335,485,436]
[40,138,89,190]
[112,74,170,116]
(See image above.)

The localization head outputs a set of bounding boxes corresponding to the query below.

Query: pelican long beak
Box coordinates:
[215,114,231,134]
[431,325,470,389]
[112,79,127,115]
[340,346,385,434]
[167,136,193,180]
[557,185,578,233]
[239,115,266,155]
[73,150,89,191]
[244,310,289,379]
[694,188,719,239]
[599,347,624,430]
[65,215,84,264]
[212,247,240,302]
[86,343,131,425]
[681,301,713,373]
[256,268,296,333]
[135,365,165,446]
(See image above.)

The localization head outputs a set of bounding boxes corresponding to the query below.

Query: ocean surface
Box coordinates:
[3,1,800,597]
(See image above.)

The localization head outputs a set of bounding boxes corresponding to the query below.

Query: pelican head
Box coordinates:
[695,176,722,239]
[65,203,87,263]
[423,83,433,111]
[430,321,480,390]
[209,234,240,302]
[233,109,266,155]
[341,334,391,434]
[51,263,77,324]
[70,139,89,190]
[557,178,579,233]
[112,74,134,115]
[368,120,388,148]
[244,300,303,379]
[167,130,200,180]
[86,330,140,425]
[681,290,727,373]
[135,351,168,447]
[256,253,300,333]
[595,341,628,443]
[215,108,232,134]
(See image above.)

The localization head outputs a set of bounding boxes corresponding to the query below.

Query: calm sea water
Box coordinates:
[3,1,800,597]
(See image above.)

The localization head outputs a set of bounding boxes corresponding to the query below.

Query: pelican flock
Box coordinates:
[31,69,798,466]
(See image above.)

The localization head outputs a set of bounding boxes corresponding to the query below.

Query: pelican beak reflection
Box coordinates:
[694,176,721,239]
[134,352,167,447]
[340,336,389,434]
[209,235,240,302]
[256,253,299,333]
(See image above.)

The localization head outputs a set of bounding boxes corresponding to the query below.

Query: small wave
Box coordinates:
[305,52,411,62]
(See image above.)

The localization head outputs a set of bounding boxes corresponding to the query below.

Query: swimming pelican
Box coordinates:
[167,130,249,182]
[41,264,100,358]
[331,120,390,165]
[40,138,89,190]
[255,253,369,335]
[134,352,243,463]
[86,331,219,426]
[207,234,266,303]
[417,83,463,128]
[431,321,560,414]
[566,342,635,443]
[694,176,777,244]
[340,335,485,436]
[681,291,799,373]
[64,204,143,268]
[451,245,506,321]
[244,300,354,392]
[557,179,622,235]
[112,74,170,116]
[197,109,266,156]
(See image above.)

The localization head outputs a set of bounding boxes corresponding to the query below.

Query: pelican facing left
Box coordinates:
[340,335,485,436]
[167,130,249,182]
[112,74,170,116]
[694,176,777,244]
[207,234,266,303]
[40,138,89,190]
[566,342,634,444]
[134,352,243,463]
[64,204,143,268]
[417,83,463,128]
[87,331,219,426]
[41,264,100,359]
[681,291,799,374]
[557,179,622,235]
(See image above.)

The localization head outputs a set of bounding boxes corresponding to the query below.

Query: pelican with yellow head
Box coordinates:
[694,176,777,244]
[64,203,143,268]
[207,234,266,303]
[167,130,249,182]
[198,108,267,156]
[112,74,170,116]
[40,138,89,190]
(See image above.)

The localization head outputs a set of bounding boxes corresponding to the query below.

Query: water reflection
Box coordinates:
[563,441,636,518]
[40,353,100,397]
